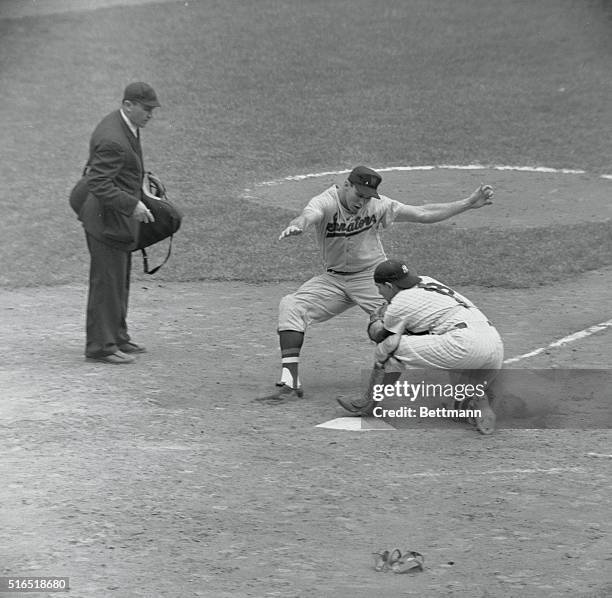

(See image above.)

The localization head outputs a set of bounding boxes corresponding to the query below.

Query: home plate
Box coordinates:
[316,417,394,431]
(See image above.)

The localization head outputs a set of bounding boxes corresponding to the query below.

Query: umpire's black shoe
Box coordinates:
[119,341,147,354]
[85,350,135,365]
[255,384,304,404]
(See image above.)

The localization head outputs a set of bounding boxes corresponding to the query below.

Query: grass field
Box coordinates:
[1,0,611,287]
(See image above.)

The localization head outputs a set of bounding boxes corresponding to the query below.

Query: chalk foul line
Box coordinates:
[503,318,612,364]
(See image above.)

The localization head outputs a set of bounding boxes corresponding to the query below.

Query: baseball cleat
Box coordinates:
[472,395,496,435]
[336,396,374,417]
[448,399,476,423]
[255,383,304,404]
[474,404,496,435]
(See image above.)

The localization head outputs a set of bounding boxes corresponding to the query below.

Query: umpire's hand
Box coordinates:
[134,200,155,223]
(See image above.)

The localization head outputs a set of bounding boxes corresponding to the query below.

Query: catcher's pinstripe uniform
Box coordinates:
[256,166,495,403]
[337,260,503,434]
[375,274,504,371]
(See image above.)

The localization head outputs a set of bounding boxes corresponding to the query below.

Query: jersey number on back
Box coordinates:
[417,282,470,308]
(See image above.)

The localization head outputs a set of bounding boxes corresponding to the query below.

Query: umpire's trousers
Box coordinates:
[85,233,132,357]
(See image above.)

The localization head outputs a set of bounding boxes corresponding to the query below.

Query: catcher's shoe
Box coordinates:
[336,396,374,417]
[450,397,495,434]
[473,398,496,435]
[255,383,304,404]
[450,399,474,424]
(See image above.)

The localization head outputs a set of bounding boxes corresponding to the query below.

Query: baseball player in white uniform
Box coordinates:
[338,259,504,433]
[257,166,495,403]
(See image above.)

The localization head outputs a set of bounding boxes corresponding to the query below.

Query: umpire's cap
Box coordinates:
[374,260,421,289]
[348,165,382,199]
[123,82,161,108]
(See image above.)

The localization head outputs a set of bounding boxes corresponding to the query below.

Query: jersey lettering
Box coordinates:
[325,212,377,237]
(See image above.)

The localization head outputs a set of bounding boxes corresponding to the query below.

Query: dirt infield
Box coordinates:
[1,268,611,597]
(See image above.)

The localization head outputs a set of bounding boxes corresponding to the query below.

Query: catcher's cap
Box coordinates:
[374,260,421,289]
[348,165,381,199]
[123,82,161,108]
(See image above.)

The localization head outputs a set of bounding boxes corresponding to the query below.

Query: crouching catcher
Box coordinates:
[337,259,504,434]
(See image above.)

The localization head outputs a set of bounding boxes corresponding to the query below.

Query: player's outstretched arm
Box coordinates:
[394,184,494,223]
[278,209,322,240]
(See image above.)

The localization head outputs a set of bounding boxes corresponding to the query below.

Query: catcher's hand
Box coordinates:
[367,303,389,343]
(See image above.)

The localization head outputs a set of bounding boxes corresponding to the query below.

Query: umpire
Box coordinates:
[70,82,160,364]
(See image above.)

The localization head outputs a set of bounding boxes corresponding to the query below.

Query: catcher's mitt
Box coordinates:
[367,303,389,343]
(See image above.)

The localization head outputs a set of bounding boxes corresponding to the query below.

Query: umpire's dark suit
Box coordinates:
[71,110,143,357]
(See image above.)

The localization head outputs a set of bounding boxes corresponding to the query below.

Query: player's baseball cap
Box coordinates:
[374,260,421,289]
[123,82,161,108]
[348,166,382,199]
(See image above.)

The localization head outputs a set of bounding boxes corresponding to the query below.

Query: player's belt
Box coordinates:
[453,321,493,329]
[327,268,358,275]
[412,321,494,336]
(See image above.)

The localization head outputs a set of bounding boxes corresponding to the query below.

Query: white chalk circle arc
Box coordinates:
[243,164,612,230]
